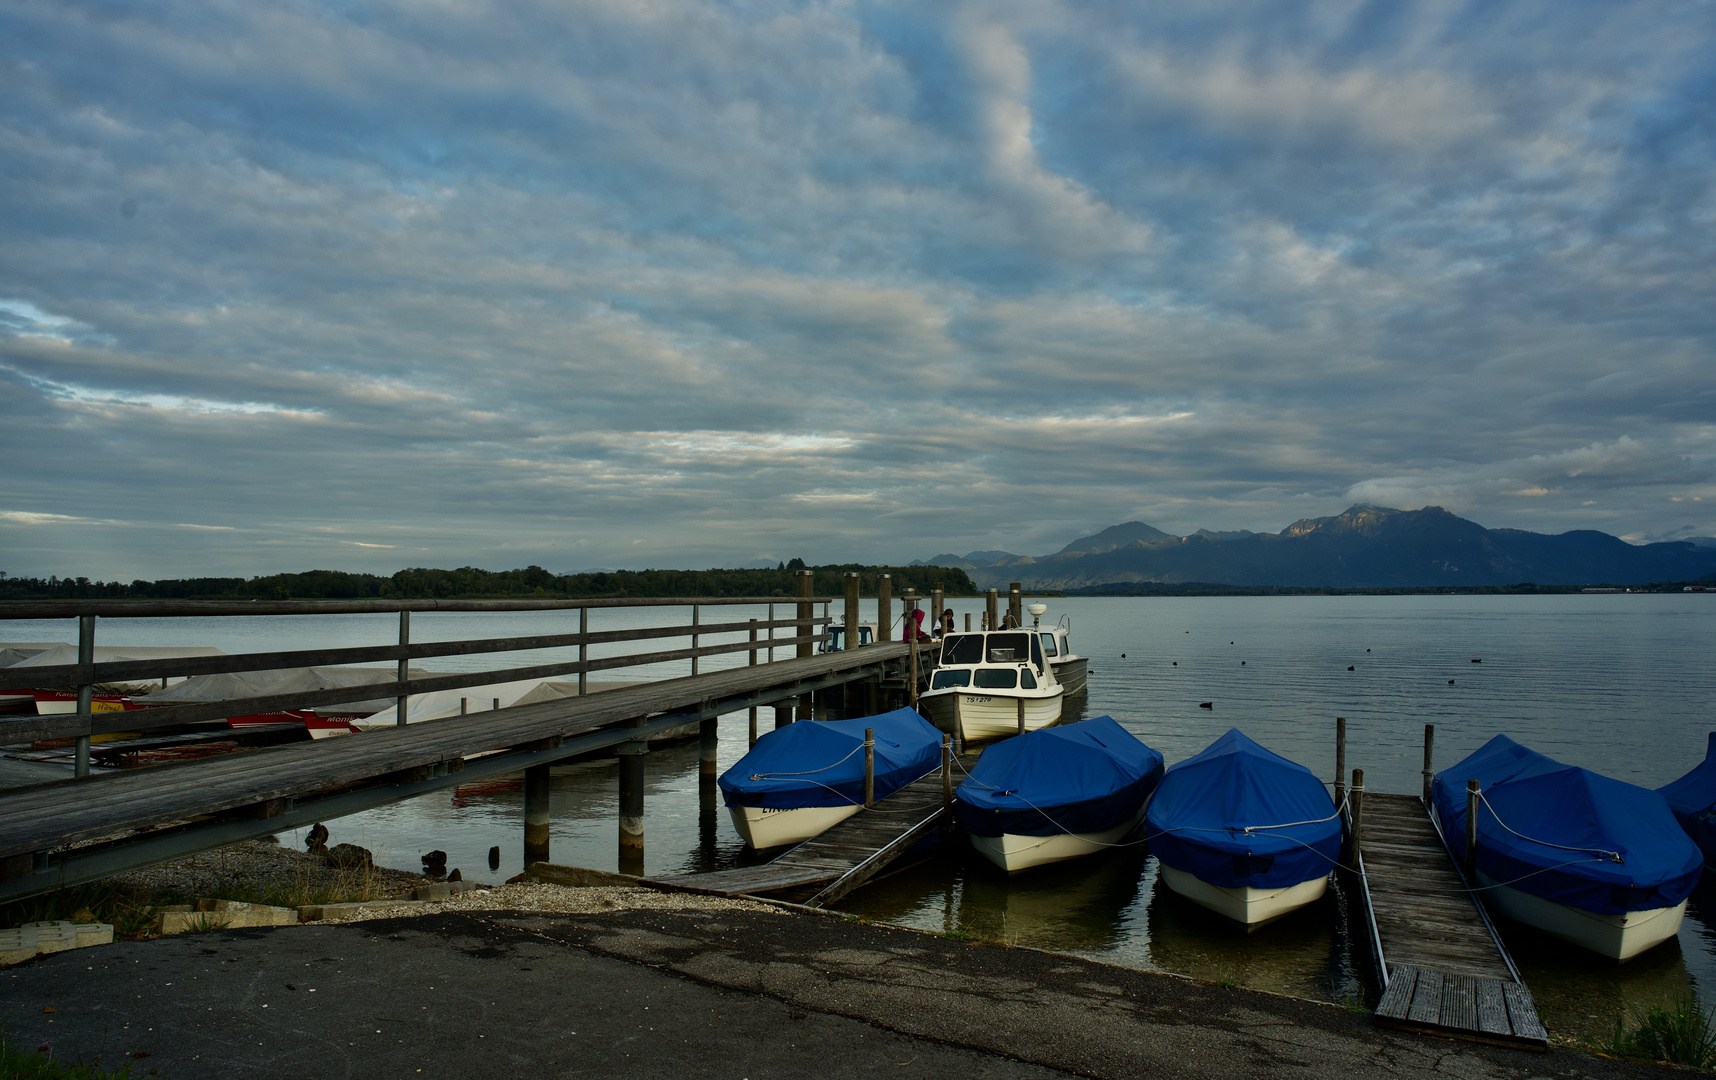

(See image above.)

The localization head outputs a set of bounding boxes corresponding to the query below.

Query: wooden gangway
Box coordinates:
[1359,792,1548,1048]
[0,640,931,902]
[646,754,975,908]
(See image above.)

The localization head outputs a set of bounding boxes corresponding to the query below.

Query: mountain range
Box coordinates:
[914,505,1716,590]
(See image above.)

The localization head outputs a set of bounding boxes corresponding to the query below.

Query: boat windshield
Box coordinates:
[1021,668,1037,689]
[1039,632,1058,657]
[986,633,1032,664]
[941,634,984,666]
[974,669,1018,689]
[931,670,971,690]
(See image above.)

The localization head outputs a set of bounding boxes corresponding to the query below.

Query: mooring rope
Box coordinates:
[1476,790,1623,863]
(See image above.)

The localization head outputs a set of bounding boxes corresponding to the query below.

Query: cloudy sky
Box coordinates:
[2,0,1713,579]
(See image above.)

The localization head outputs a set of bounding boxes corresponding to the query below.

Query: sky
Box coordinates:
[2,0,1713,580]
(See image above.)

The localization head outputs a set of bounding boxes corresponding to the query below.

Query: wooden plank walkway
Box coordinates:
[1361,793,1548,1048]
[0,643,928,867]
[645,755,972,906]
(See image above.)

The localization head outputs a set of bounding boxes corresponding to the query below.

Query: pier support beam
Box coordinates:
[618,720,647,875]
[699,716,718,782]
[774,703,794,729]
[523,763,551,867]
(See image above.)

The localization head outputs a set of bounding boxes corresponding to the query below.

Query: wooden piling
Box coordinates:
[931,585,944,638]
[964,612,971,632]
[691,604,700,677]
[1422,724,1436,804]
[524,763,551,866]
[1349,768,1364,867]
[578,607,588,695]
[699,715,718,781]
[1009,583,1022,628]
[618,719,647,867]
[904,588,920,707]
[774,704,794,729]
[1016,697,1025,735]
[941,734,952,824]
[985,589,998,632]
[864,727,875,808]
[395,609,410,728]
[74,614,93,777]
[1465,779,1480,874]
[878,574,892,646]
[1335,717,1346,807]
[845,572,861,648]
[748,619,759,747]
[796,570,815,723]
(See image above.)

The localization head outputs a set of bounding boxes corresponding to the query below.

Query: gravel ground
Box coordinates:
[317,880,787,921]
[109,838,427,901]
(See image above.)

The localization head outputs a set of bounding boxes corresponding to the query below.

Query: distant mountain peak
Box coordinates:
[1055,521,1173,556]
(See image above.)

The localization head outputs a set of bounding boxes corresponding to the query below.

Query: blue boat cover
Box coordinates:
[1433,734,1702,916]
[955,716,1164,838]
[1143,729,1340,890]
[1658,733,1716,870]
[719,708,943,810]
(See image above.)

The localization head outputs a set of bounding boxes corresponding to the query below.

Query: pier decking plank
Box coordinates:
[1363,793,1547,1049]
[645,753,970,906]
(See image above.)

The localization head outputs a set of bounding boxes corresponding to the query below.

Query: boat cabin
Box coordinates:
[930,631,1052,692]
[821,623,877,652]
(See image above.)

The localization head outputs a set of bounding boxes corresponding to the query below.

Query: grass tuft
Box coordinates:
[0,1025,135,1079]
[1601,990,1716,1069]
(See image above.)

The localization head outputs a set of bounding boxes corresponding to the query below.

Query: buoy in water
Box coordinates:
[488,846,501,870]
[1199,701,1213,709]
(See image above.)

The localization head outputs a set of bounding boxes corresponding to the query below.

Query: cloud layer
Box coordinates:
[2,0,1713,577]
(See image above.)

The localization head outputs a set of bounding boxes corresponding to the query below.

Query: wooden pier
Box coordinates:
[645,753,975,907]
[1358,792,1548,1048]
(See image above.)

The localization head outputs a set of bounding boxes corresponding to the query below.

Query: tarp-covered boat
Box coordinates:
[1433,734,1701,961]
[719,708,943,849]
[956,716,1163,872]
[1659,732,1716,872]
[1144,728,1341,928]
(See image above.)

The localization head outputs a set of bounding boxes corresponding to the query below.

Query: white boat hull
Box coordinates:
[1476,871,1686,961]
[1050,657,1088,697]
[728,803,859,849]
[919,688,1063,742]
[971,804,1144,873]
[1158,865,1329,930]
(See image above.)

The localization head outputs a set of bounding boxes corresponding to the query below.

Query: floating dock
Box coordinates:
[1358,792,1548,1048]
[646,754,973,907]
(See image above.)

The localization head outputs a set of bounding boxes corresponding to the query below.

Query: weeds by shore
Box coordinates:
[1594,990,1716,1069]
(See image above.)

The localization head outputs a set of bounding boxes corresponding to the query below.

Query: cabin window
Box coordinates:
[973,669,1018,689]
[1039,633,1058,657]
[931,670,972,690]
[987,632,1031,664]
[1020,668,1037,689]
[1031,634,1045,670]
[941,634,984,666]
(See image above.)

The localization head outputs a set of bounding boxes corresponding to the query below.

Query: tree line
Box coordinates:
[0,563,980,601]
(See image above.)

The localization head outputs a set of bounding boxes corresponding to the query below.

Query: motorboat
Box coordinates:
[718,707,943,849]
[1433,734,1701,961]
[1144,729,1341,929]
[821,623,877,651]
[917,630,1064,743]
[1659,732,1716,871]
[1025,604,1087,696]
[956,716,1163,872]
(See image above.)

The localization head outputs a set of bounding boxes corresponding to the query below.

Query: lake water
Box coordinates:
[5,593,1713,1039]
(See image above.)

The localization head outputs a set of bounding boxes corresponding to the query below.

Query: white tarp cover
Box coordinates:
[353,678,644,729]
[257,666,434,716]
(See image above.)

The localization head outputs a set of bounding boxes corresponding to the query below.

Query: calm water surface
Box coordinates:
[6,594,1713,1038]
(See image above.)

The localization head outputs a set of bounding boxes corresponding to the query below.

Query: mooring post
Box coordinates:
[985,589,998,632]
[864,727,875,808]
[461,698,468,715]
[748,619,759,747]
[74,614,94,777]
[1334,717,1346,808]
[796,570,815,723]
[691,604,700,677]
[767,602,775,663]
[395,609,410,728]
[1422,724,1435,804]
[941,734,952,826]
[877,574,892,646]
[964,612,971,632]
[1349,768,1365,868]
[1009,583,1022,628]
[578,606,588,696]
[904,588,921,707]
[699,708,718,784]
[931,584,944,637]
[844,572,861,650]
[618,718,647,873]
[1465,778,1480,875]
[523,762,551,867]
[1016,697,1026,736]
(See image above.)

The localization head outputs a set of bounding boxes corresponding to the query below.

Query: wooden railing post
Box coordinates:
[74,614,94,777]
[578,606,588,696]
[748,619,759,747]
[864,727,875,808]
[395,609,410,727]
[767,602,775,663]
[1422,724,1435,804]
[690,603,700,677]
[1465,779,1481,875]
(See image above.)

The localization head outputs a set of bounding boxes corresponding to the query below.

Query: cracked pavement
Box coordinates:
[0,906,1682,1079]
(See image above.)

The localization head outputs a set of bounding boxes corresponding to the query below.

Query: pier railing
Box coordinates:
[0,595,839,768]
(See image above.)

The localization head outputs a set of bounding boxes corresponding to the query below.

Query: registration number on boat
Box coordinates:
[966,696,993,704]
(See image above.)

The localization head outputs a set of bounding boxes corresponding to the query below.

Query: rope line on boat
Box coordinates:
[1476,791,1624,863]
[949,753,1150,848]
[748,741,865,781]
